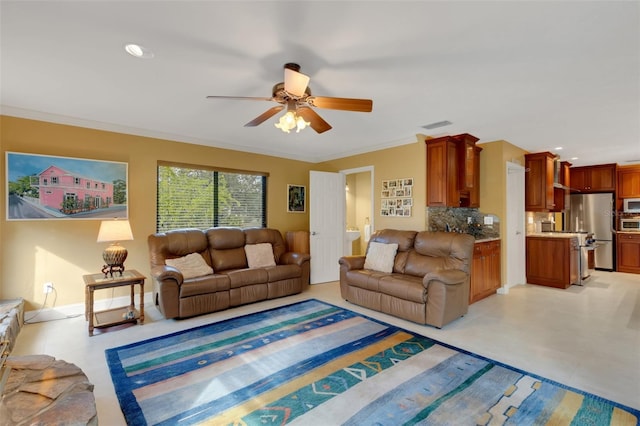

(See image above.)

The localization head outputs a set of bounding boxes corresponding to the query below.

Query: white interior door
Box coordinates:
[505,161,526,290]
[309,171,344,284]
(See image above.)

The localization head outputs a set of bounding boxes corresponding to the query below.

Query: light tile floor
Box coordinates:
[10,270,640,424]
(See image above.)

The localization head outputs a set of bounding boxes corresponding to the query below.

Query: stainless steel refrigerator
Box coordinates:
[567,193,614,270]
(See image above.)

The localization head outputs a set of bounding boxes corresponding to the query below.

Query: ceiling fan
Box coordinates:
[206,63,373,134]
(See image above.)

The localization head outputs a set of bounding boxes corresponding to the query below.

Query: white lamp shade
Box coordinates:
[284,68,310,97]
[97,220,133,243]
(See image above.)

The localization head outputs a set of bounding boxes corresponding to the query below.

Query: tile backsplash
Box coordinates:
[526,212,557,234]
[426,207,500,240]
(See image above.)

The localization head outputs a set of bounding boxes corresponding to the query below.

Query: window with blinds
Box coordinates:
[157,163,266,232]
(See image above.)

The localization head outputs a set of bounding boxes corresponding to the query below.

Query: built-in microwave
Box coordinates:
[623,198,640,214]
[620,218,640,232]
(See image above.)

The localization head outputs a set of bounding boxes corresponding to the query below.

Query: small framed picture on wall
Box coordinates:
[287,184,306,213]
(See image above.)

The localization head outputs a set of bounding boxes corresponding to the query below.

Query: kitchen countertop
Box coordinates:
[475,237,500,243]
[526,232,581,238]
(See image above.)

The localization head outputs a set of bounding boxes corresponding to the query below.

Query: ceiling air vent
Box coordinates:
[422,120,452,130]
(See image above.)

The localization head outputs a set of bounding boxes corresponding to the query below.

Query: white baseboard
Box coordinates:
[23,292,154,323]
[497,283,526,295]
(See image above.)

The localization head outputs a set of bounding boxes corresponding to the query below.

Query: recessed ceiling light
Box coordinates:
[571,157,579,160]
[554,147,563,150]
[124,43,154,59]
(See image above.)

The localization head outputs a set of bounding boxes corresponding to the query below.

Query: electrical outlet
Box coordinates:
[43,282,53,294]
[467,217,472,224]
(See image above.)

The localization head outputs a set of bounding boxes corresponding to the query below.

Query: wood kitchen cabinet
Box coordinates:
[617,165,640,199]
[426,133,481,208]
[570,164,617,193]
[426,138,459,207]
[525,152,556,211]
[458,134,482,208]
[470,239,501,304]
[553,161,571,211]
[526,235,579,288]
[617,233,640,274]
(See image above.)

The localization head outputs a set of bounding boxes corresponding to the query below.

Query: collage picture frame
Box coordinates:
[381,177,413,217]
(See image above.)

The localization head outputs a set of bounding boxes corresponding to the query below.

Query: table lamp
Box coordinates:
[97,219,133,277]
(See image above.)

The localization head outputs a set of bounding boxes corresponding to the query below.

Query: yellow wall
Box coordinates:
[477,139,527,283]
[478,139,527,219]
[317,136,427,231]
[0,116,312,308]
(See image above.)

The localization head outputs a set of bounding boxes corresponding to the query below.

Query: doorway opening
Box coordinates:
[342,166,374,256]
[503,161,526,292]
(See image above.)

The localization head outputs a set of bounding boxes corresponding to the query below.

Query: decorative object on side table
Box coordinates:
[97,219,133,277]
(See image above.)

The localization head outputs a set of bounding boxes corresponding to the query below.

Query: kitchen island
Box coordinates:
[526,233,580,288]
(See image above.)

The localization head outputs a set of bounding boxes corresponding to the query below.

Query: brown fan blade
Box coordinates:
[297,107,332,134]
[307,96,373,112]
[244,106,285,127]
[206,95,274,101]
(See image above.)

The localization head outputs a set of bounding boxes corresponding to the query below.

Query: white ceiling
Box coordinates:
[1,1,639,166]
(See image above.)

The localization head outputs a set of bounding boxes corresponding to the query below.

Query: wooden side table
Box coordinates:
[83,269,146,336]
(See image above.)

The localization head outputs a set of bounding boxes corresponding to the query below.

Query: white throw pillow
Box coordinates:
[364,242,398,273]
[245,243,276,268]
[165,253,213,279]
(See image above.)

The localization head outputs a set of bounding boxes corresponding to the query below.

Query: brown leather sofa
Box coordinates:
[148,227,310,319]
[339,229,474,328]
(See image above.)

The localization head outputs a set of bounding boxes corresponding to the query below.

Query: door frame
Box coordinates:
[502,161,526,292]
[340,165,375,250]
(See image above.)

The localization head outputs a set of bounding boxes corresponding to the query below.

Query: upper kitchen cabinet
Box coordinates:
[617,165,640,199]
[525,152,556,211]
[426,133,482,208]
[553,160,571,211]
[570,164,617,193]
[458,134,483,207]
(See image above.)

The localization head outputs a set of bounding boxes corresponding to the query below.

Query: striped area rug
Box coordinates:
[106,299,639,425]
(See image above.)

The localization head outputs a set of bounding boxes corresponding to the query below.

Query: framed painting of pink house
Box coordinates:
[6,152,128,220]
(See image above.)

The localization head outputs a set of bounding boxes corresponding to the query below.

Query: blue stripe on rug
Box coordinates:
[342,352,497,425]
[121,302,341,374]
[121,307,359,388]
[114,299,330,361]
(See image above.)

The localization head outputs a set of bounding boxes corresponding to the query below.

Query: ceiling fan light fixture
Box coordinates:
[275,111,310,133]
[296,115,311,133]
[208,63,371,134]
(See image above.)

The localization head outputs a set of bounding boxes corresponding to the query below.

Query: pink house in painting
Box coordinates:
[35,165,114,213]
